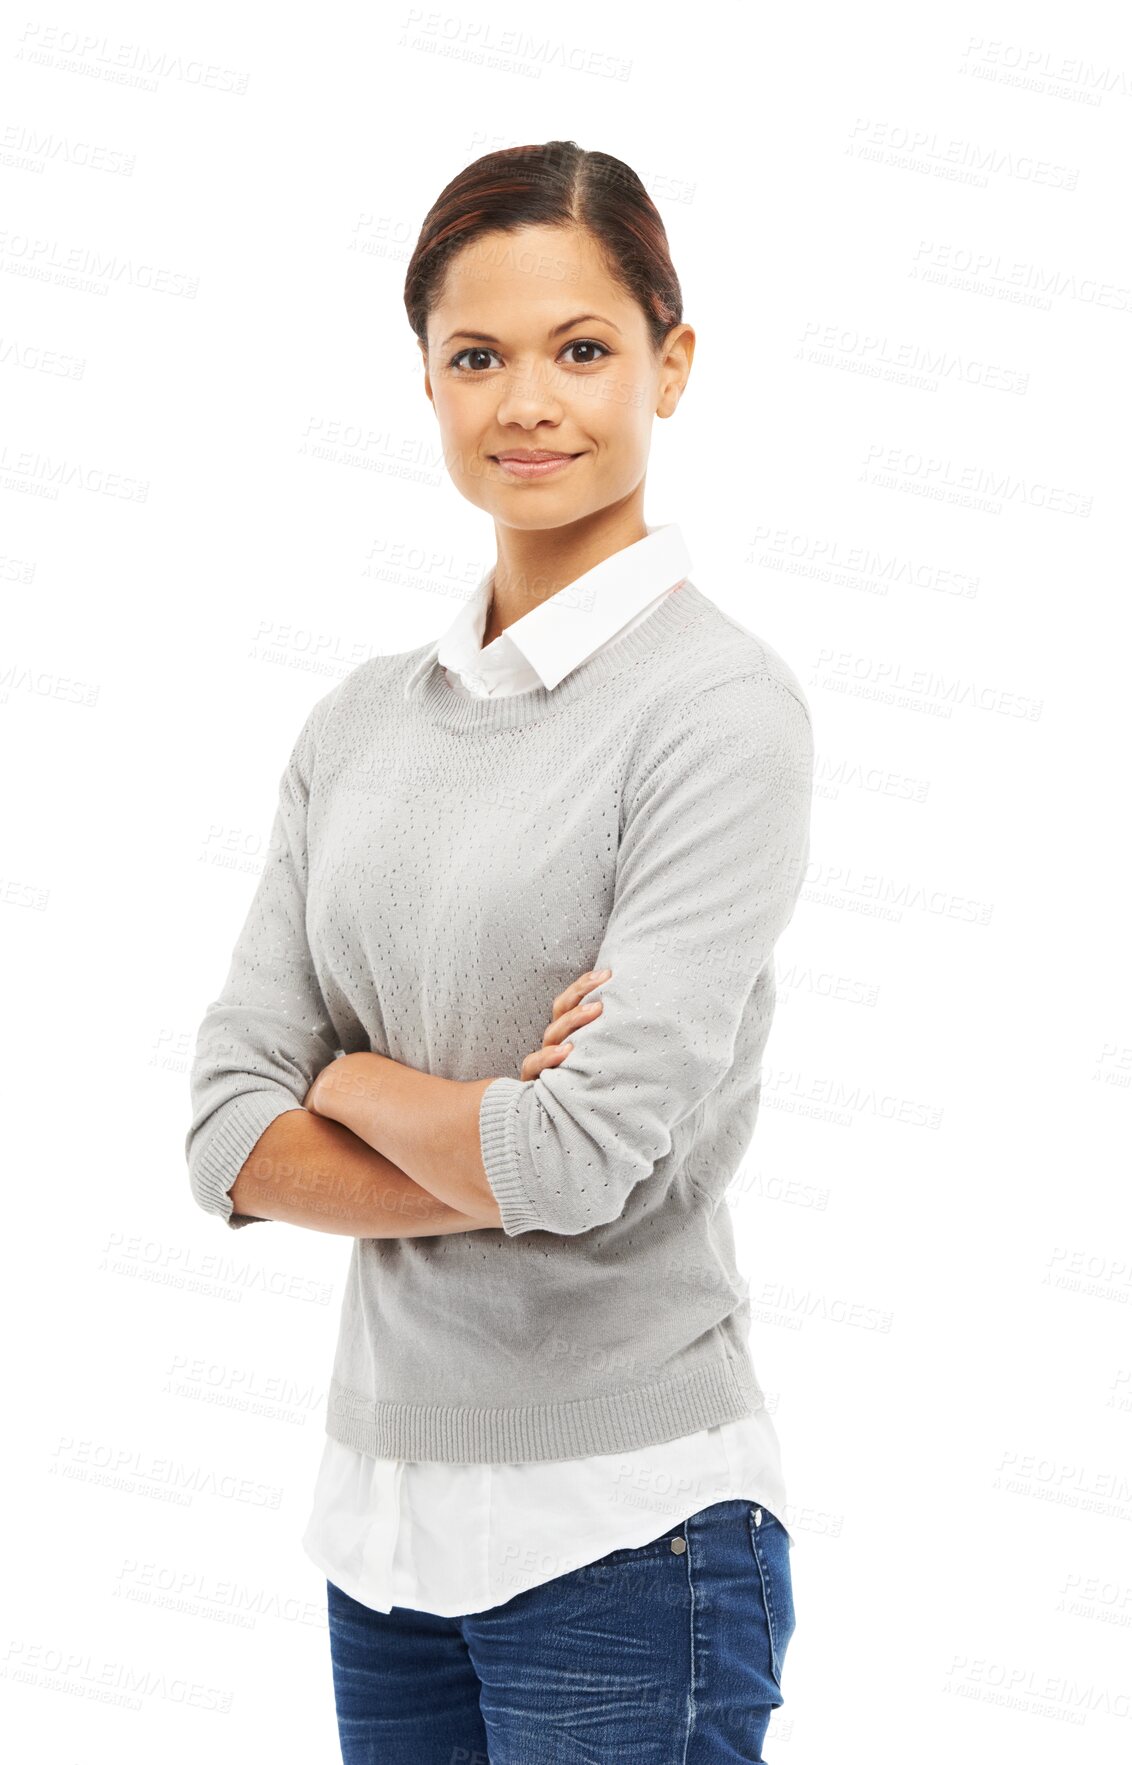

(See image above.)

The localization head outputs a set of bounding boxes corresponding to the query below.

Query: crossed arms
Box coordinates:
[186,672,814,1240]
[227,968,609,1236]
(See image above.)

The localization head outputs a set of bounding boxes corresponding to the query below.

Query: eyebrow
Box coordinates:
[439,313,622,348]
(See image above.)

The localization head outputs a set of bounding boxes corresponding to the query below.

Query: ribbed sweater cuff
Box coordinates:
[192,1091,303,1229]
[479,1076,543,1236]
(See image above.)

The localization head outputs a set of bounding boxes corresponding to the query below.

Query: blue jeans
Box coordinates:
[327,1496,796,1763]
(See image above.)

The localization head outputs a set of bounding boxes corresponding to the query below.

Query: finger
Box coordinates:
[541,997,605,1048]
[520,1042,574,1082]
[550,966,613,1020]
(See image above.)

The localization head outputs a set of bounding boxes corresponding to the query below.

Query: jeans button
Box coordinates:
[753,1507,763,1527]
[669,1536,686,1554]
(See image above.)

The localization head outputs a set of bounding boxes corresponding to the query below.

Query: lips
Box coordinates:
[493,451,579,462]
[489,450,584,481]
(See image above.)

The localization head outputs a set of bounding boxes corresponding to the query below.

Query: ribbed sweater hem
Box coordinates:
[478,1075,538,1235]
[193,1091,303,1229]
[325,1353,766,1465]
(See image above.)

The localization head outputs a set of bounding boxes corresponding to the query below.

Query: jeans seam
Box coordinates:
[682,1520,695,1764]
[749,1506,783,1687]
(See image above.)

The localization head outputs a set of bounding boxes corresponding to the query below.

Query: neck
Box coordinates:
[410,578,709,733]
[482,497,649,648]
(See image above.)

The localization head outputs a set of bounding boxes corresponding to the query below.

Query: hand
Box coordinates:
[303,1067,328,1112]
[304,1051,388,1118]
[304,1056,359,1114]
[520,966,613,1081]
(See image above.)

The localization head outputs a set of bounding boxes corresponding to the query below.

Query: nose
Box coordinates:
[493,359,566,429]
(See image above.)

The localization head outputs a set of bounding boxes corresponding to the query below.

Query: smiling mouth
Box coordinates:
[487,451,585,480]
[491,452,583,463]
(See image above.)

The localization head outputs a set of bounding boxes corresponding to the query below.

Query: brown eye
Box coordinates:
[449,347,501,372]
[561,340,610,366]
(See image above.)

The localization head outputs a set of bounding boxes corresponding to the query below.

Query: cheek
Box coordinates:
[587,390,651,453]
[433,383,478,431]
[437,409,488,482]
[586,416,650,486]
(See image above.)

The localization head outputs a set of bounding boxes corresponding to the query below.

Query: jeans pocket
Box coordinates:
[747,1503,796,1689]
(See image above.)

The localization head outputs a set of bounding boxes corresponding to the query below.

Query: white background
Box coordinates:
[2,1,1129,1759]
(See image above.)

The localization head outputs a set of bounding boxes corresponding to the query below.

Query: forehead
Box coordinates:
[432,224,631,334]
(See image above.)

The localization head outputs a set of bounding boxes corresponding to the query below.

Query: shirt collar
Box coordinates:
[436,522,692,696]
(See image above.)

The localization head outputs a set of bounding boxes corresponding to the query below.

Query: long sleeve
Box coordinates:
[184,688,341,1228]
[477,670,814,1238]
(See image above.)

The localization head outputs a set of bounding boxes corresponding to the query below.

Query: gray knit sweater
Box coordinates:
[185,583,814,1463]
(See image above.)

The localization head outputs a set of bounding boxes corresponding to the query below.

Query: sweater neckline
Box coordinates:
[404,579,713,731]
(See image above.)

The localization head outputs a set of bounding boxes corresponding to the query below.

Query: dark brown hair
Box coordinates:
[403,140,682,356]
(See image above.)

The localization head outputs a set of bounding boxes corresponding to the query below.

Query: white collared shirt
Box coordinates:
[301,521,791,1616]
[436,520,691,697]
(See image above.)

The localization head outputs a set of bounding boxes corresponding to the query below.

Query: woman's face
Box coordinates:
[420,223,692,530]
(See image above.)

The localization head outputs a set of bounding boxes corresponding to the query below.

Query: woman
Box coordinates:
[186,139,813,1762]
